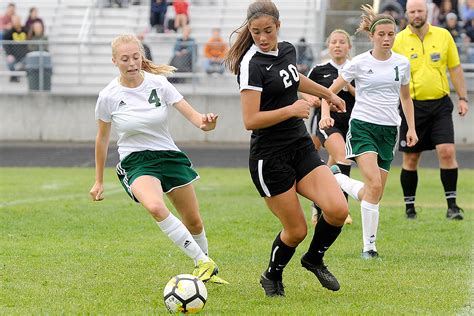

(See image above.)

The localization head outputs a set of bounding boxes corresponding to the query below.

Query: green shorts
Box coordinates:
[346,119,398,171]
[116,150,199,202]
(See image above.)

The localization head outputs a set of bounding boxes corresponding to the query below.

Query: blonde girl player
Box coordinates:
[320,5,418,259]
[302,29,356,226]
[225,0,348,297]
[89,34,227,284]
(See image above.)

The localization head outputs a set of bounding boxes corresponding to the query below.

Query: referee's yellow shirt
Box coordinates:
[393,24,460,101]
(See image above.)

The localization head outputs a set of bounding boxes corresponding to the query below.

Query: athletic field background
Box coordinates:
[0,167,472,314]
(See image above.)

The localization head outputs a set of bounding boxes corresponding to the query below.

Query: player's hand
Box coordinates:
[305,95,321,108]
[406,128,418,147]
[458,99,468,117]
[319,116,334,130]
[327,93,346,113]
[200,113,218,131]
[291,99,311,119]
[89,182,104,201]
[6,55,15,63]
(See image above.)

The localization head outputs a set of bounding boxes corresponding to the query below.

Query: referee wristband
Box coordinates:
[459,97,468,103]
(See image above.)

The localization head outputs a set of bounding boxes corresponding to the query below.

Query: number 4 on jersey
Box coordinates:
[148,89,161,107]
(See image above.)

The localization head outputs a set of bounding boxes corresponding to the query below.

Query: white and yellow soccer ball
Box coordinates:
[163,274,208,314]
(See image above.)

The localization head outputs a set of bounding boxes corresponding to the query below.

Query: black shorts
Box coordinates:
[399,95,454,153]
[249,145,326,197]
[310,110,349,146]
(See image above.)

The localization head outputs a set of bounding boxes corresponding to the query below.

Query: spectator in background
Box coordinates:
[460,33,474,63]
[379,0,405,28]
[173,0,189,31]
[460,0,474,22]
[436,0,454,26]
[27,20,48,52]
[137,32,152,60]
[465,18,474,41]
[150,0,168,33]
[24,7,44,33]
[2,15,28,82]
[443,12,463,43]
[0,3,16,39]
[169,26,196,81]
[203,28,228,74]
[295,37,314,75]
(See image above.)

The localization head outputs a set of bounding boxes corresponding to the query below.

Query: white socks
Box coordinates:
[157,213,208,265]
[192,229,209,256]
[361,200,379,252]
[334,173,364,201]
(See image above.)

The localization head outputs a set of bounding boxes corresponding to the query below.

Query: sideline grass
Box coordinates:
[0,167,472,314]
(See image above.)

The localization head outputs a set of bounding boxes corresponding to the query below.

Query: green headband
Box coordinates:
[369,18,394,33]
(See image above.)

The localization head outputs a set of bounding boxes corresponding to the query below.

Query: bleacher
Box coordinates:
[1,0,473,95]
[0,0,324,94]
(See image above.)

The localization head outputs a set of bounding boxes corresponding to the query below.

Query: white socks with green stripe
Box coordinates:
[334,173,364,201]
[192,229,209,256]
[157,213,208,265]
[361,200,379,252]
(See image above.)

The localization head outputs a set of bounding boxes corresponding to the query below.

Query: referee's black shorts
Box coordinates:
[249,145,326,197]
[399,95,454,153]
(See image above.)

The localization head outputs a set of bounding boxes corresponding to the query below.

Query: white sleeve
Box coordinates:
[94,92,112,122]
[401,59,410,85]
[340,60,356,83]
[161,77,184,105]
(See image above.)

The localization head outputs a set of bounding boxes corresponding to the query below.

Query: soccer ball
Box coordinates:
[163,274,208,314]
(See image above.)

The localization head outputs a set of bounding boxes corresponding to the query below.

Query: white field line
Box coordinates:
[0,187,123,208]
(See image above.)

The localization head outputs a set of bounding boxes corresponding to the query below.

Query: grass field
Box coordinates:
[0,167,472,314]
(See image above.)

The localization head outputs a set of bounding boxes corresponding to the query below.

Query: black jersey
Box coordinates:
[238,42,313,159]
[308,61,355,125]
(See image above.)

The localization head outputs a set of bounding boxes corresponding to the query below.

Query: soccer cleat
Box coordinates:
[329,165,341,175]
[344,212,353,225]
[260,273,285,297]
[208,275,229,284]
[361,250,379,260]
[311,202,322,226]
[406,207,417,219]
[301,255,340,291]
[192,258,218,283]
[446,205,464,220]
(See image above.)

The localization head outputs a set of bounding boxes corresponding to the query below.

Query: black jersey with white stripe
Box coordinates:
[308,61,355,125]
[238,42,312,159]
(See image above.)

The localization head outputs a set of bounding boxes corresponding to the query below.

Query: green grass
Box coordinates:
[0,167,472,314]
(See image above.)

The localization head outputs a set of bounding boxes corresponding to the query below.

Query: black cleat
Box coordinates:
[406,207,417,219]
[361,250,379,260]
[301,255,340,291]
[446,205,464,220]
[260,273,285,297]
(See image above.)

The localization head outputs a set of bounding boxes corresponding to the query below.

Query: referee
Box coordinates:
[393,0,469,220]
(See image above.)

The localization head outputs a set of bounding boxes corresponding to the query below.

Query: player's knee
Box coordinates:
[438,146,456,162]
[287,224,307,244]
[146,202,169,220]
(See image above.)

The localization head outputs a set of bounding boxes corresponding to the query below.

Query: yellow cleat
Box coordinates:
[192,258,218,283]
[208,275,229,284]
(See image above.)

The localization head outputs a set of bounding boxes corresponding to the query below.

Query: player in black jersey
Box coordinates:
[224,1,348,297]
[302,29,356,226]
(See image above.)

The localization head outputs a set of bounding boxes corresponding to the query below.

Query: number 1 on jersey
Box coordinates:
[394,66,399,82]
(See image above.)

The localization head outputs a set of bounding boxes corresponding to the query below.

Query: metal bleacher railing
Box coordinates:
[1,39,474,95]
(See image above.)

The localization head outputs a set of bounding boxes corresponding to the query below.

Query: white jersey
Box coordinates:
[95,71,184,160]
[340,50,410,126]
